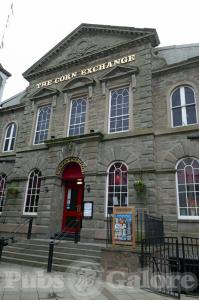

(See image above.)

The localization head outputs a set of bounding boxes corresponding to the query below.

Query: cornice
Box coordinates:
[0,104,25,113]
[24,34,156,80]
[152,56,199,76]
[44,132,104,147]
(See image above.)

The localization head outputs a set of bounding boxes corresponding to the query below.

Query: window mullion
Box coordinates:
[181,87,187,125]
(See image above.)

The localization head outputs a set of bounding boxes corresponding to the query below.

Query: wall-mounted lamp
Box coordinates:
[86,184,91,193]
[44,186,49,193]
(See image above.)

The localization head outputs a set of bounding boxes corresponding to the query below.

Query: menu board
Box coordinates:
[83,201,93,219]
[112,207,136,248]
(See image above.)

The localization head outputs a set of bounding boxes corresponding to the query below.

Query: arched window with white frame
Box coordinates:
[3,123,17,152]
[171,86,197,127]
[106,162,128,215]
[24,169,42,215]
[176,158,199,219]
[0,174,7,213]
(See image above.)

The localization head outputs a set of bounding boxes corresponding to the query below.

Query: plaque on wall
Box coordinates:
[83,201,93,219]
[112,206,136,248]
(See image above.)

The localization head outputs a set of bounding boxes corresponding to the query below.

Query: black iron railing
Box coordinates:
[47,219,80,273]
[141,236,181,299]
[144,213,164,240]
[106,209,164,246]
[181,236,199,294]
[9,217,34,242]
[0,217,34,262]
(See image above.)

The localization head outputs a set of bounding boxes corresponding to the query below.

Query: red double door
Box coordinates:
[61,162,84,233]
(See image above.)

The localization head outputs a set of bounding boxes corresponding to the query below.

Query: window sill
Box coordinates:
[177,219,199,223]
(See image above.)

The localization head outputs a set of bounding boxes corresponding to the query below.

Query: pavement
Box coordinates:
[0,262,198,300]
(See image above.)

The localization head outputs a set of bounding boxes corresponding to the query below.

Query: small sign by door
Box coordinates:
[112,206,136,248]
[83,201,93,219]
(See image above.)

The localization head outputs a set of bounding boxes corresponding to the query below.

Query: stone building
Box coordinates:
[0,23,199,241]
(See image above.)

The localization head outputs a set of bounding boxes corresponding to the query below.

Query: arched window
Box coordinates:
[171,86,197,127]
[176,158,199,219]
[0,174,7,213]
[3,123,17,152]
[34,105,51,144]
[68,97,87,136]
[109,87,129,133]
[107,162,128,215]
[24,169,42,214]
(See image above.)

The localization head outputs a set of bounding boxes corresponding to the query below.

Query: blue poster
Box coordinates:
[114,213,132,241]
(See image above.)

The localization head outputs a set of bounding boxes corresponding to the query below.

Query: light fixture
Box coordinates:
[77,179,83,185]
[86,184,91,193]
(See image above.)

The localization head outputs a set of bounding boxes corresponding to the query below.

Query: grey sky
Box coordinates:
[0,0,199,100]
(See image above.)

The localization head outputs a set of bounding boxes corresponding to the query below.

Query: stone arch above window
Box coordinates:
[62,76,95,92]
[170,85,197,127]
[23,169,42,215]
[106,161,128,215]
[176,157,199,219]
[3,122,17,152]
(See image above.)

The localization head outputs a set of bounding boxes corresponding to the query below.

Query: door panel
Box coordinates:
[62,181,83,233]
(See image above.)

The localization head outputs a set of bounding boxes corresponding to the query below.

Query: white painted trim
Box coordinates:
[3,123,17,152]
[176,157,199,220]
[33,105,51,145]
[108,86,130,134]
[105,161,128,217]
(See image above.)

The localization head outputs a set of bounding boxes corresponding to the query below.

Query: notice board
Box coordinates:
[112,206,136,248]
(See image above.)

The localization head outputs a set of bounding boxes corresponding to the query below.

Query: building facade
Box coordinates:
[1,24,199,240]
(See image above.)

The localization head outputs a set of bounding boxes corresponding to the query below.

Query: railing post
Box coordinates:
[27,217,33,240]
[47,241,54,273]
[74,231,78,244]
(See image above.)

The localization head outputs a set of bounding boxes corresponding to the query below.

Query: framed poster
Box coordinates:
[83,201,93,219]
[112,206,136,248]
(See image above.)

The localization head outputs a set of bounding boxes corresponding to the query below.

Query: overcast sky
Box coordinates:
[0,0,199,100]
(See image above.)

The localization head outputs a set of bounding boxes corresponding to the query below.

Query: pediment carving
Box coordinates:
[62,76,95,92]
[30,87,60,100]
[23,24,159,80]
[100,65,139,82]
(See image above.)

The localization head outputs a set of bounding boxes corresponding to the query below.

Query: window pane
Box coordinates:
[172,108,182,127]
[172,88,181,107]
[179,193,186,207]
[185,87,195,104]
[177,158,199,218]
[186,105,197,125]
[69,98,86,137]
[109,87,129,133]
[177,170,185,184]
[24,169,41,214]
[34,106,51,144]
[107,162,128,214]
[3,123,17,151]
[185,166,193,183]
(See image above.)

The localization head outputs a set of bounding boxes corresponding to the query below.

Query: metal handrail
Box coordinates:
[54,219,79,245]
[47,219,80,272]
[9,217,34,242]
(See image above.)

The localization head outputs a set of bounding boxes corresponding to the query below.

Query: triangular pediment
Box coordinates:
[23,23,159,80]
[62,76,95,92]
[100,65,139,81]
[30,87,60,100]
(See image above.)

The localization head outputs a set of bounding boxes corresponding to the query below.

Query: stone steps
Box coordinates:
[2,239,104,272]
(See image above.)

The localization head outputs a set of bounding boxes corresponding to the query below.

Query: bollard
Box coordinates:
[47,241,54,273]
[74,231,78,244]
[0,237,5,260]
[27,217,33,240]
